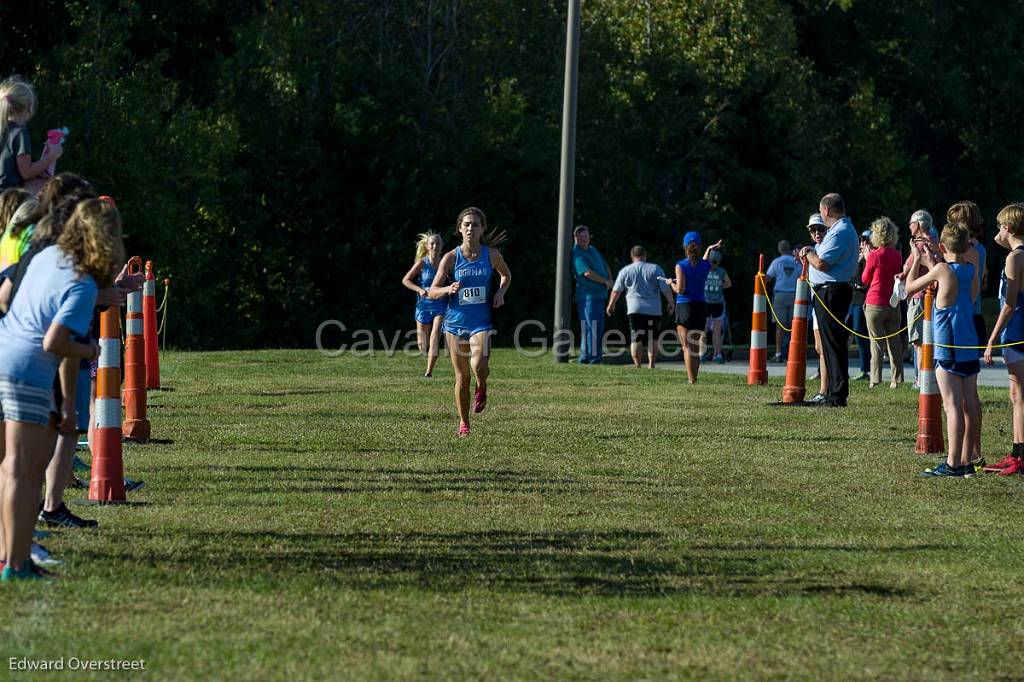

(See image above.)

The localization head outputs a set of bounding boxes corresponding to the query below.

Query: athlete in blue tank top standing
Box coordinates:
[906,224,979,478]
[946,201,987,471]
[402,232,447,377]
[984,203,1024,476]
[428,207,511,437]
[666,231,722,384]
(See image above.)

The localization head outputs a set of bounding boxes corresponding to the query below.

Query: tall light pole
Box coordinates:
[553,0,581,363]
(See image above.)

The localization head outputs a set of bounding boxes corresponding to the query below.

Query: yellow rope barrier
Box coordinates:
[756,272,920,340]
[805,283,922,341]
[800,280,1024,350]
[757,273,792,334]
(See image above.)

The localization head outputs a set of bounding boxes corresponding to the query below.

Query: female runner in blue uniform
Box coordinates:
[984,203,1024,476]
[428,207,511,437]
[907,223,979,477]
[402,231,447,377]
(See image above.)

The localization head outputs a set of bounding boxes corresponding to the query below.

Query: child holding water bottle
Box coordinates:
[0,76,63,193]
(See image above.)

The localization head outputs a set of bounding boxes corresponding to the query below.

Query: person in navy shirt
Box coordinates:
[571,225,612,364]
[801,193,858,406]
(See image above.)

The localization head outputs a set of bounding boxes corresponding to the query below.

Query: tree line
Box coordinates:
[2,0,1021,348]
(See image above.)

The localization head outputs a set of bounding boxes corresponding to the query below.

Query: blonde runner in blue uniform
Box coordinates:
[428,208,511,437]
[401,232,447,377]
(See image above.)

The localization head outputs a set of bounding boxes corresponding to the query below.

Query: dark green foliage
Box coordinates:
[3,1,1019,347]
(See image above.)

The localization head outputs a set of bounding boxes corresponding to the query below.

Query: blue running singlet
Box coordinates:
[1000,246,1024,346]
[934,262,979,367]
[415,257,447,324]
[444,246,493,338]
[675,257,710,304]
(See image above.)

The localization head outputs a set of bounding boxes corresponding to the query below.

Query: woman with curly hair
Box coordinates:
[0,198,124,580]
[861,216,905,388]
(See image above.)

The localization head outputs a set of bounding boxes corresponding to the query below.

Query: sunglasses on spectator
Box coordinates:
[808,226,825,233]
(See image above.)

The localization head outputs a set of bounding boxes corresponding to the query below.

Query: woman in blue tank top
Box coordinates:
[945,201,986,470]
[666,230,722,384]
[402,231,447,377]
[984,203,1024,475]
[427,207,511,437]
[906,224,979,478]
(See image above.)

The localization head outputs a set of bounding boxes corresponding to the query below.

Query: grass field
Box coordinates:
[2,348,1024,680]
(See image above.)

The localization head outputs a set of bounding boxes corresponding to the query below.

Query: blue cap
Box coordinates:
[683,231,701,247]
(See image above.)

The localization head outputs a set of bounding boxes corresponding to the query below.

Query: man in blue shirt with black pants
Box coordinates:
[572,225,612,364]
[801,193,859,406]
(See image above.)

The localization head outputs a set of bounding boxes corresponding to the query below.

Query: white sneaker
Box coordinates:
[31,542,63,568]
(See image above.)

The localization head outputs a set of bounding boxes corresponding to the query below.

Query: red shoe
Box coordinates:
[457,422,470,438]
[984,453,1018,472]
[997,457,1024,477]
[472,387,487,414]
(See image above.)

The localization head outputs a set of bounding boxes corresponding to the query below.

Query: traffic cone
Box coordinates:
[89,307,126,502]
[122,257,150,442]
[143,260,161,389]
[748,254,768,385]
[916,287,944,454]
[781,260,811,403]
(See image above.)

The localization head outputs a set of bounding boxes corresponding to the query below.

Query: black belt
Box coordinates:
[813,282,851,290]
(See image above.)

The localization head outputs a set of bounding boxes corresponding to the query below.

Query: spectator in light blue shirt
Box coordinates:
[572,225,612,364]
[801,193,858,406]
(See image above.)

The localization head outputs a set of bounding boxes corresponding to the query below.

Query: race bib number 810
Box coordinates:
[460,286,487,305]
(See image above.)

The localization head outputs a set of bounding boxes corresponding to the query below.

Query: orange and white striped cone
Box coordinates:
[781,260,810,403]
[748,254,768,385]
[122,257,150,442]
[143,260,161,390]
[89,307,126,502]
[916,287,944,454]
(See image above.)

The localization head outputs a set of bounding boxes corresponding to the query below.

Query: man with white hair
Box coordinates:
[900,209,937,388]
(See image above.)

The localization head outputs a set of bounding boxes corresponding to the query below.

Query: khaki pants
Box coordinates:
[864,304,904,385]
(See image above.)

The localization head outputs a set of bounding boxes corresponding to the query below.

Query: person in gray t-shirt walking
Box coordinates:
[606,245,674,368]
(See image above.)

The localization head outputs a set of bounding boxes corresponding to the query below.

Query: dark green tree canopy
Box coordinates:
[3,0,1020,347]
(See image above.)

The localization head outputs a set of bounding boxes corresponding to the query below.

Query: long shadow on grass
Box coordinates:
[77,528,926,599]
[153,465,691,496]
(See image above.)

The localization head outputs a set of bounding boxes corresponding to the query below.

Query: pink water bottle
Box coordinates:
[43,127,69,177]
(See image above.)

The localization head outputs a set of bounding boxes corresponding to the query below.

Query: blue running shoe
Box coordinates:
[123,478,145,493]
[920,461,965,477]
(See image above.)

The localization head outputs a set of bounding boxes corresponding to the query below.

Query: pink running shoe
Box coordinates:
[985,453,1017,472]
[472,387,487,413]
[997,457,1024,477]
[458,422,470,438]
